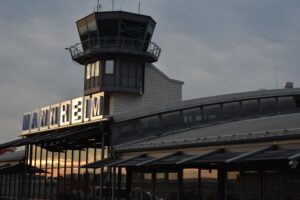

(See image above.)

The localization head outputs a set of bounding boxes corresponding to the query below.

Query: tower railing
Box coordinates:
[69,37,161,63]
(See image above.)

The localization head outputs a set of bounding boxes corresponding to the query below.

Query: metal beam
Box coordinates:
[288,153,300,160]
[106,153,146,167]
[136,151,181,167]
[225,145,277,163]
[176,149,224,165]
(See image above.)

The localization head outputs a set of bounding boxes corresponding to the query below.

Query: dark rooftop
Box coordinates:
[115,112,300,152]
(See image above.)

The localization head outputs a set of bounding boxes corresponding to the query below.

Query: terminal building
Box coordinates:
[0,9,300,200]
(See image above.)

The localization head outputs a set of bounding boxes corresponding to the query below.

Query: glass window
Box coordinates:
[263,171,281,200]
[154,173,167,200]
[201,169,218,200]
[128,61,137,88]
[183,169,199,200]
[105,60,114,74]
[87,20,98,38]
[183,108,202,125]
[94,61,100,76]
[260,98,277,114]
[242,100,259,116]
[141,115,160,134]
[78,23,88,42]
[162,111,182,131]
[143,173,153,200]
[286,170,300,200]
[98,19,119,37]
[132,172,142,200]
[278,96,296,112]
[169,173,179,200]
[118,120,139,141]
[86,64,91,79]
[243,171,259,200]
[227,171,240,200]
[203,105,221,121]
[223,102,241,118]
[121,19,147,40]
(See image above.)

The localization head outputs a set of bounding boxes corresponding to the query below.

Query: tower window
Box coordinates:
[86,64,91,79]
[105,60,114,74]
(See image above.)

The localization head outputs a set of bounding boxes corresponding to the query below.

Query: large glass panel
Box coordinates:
[223,102,241,119]
[118,120,139,140]
[30,145,36,199]
[120,168,127,198]
[63,150,72,199]
[169,173,179,200]
[121,20,147,40]
[143,173,153,200]
[52,152,59,200]
[162,111,182,131]
[34,146,41,198]
[73,150,80,199]
[183,108,202,125]
[260,98,277,114]
[121,60,129,87]
[79,149,89,200]
[87,20,98,38]
[128,61,137,88]
[78,23,88,42]
[286,170,300,200]
[141,115,160,134]
[227,171,240,200]
[98,19,119,37]
[154,173,167,200]
[132,172,142,200]
[105,60,114,74]
[242,100,259,116]
[263,171,281,200]
[278,96,296,112]
[203,105,221,121]
[45,150,53,199]
[201,169,218,200]
[183,169,199,200]
[243,171,259,200]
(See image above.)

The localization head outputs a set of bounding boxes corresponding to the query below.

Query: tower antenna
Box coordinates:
[275,67,278,89]
[138,0,141,14]
[95,0,102,12]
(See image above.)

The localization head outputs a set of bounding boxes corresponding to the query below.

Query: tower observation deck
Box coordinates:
[68,11,162,96]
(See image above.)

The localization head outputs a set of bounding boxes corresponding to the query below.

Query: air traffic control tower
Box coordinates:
[69,10,183,115]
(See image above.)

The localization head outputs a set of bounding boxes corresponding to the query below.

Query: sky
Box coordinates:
[1,0,300,143]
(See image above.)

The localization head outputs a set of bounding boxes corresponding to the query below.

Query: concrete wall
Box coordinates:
[109,63,183,115]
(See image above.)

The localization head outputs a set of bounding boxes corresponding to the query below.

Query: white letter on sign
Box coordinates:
[91,93,104,121]
[60,101,71,126]
[72,97,83,124]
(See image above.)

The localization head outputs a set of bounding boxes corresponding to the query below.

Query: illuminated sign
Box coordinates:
[22,92,104,134]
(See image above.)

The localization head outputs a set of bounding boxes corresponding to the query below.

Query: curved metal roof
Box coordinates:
[115,112,300,152]
[113,88,300,122]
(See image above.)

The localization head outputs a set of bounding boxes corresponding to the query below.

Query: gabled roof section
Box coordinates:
[147,63,184,85]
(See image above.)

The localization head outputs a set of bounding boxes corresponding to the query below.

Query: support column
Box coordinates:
[217,167,226,200]
[100,133,105,200]
[178,169,183,200]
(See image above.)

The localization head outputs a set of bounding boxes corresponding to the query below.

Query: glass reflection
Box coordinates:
[154,173,167,200]
[183,169,199,200]
[201,169,218,200]
[227,171,240,200]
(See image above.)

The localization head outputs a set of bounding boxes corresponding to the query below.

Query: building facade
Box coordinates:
[0,9,300,200]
